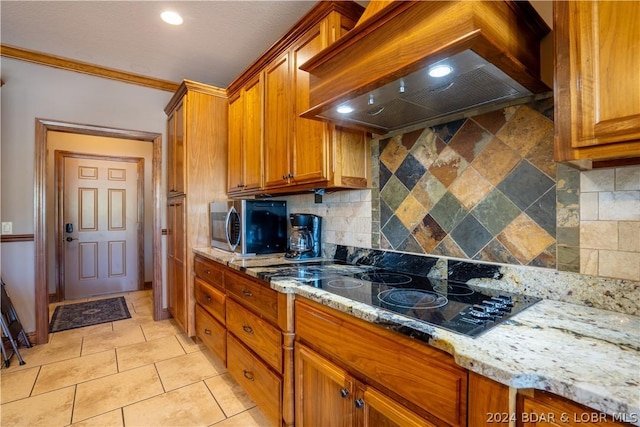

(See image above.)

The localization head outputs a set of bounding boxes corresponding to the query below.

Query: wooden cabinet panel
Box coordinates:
[194,278,225,324]
[167,196,186,331]
[227,92,244,192]
[264,52,292,188]
[225,270,278,324]
[195,304,226,365]
[357,385,436,427]
[554,1,640,164]
[167,100,185,195]
[194,256,224,291]
[517,390,628,426]
[226,299,282,373]
[227,334,282,427]
[295,299,467,427]
[295,343,355,427]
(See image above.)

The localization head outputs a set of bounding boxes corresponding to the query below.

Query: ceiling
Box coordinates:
[0,1,328,89]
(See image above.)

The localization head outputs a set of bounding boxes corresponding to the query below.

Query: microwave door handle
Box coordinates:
[225,207,236,250]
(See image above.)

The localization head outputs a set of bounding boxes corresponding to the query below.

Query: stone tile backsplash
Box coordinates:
[579,166,640,281]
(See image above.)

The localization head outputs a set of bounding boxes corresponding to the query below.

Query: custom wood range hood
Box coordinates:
[300,0,551,135]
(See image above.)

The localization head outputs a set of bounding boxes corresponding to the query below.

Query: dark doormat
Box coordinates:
[49,296,131,333]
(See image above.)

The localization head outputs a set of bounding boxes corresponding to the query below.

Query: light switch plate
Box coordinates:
[1,222,12,234]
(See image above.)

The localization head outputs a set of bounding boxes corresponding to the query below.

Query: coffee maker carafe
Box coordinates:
[285,213,321,260]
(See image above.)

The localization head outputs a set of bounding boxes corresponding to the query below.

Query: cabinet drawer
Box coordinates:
[195,305,226,365]
[296,299,467,427]
[194,256,224,291]
[227,299,282,373]
[227,334,282,427]
[225,270,278,323]
[195,277,225,324]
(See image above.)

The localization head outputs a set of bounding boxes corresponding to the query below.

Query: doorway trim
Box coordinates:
[35,118,166,345]
[55,151,145,301]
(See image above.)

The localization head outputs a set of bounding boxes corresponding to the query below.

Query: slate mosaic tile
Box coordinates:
[411,174,447,211]
[498,160,555,211]
[432,235,466,258]
[380,175,409,211]
[410,132,446,170]
[557,245,580,267]
[379,135,408,173]
[525,127,557,179]
[381,215,410,248]
[471,137,521,186]
[556,227,580,247]
[430,118,466,143]
[450,214,493,257]
[397,234,425,254]
[396,194,428,231]
[471,109,507,134]
[428,146,469,188]
[448,166,493,210]
[471,188,521,236]
[412,214,447,253]
[380,199,393,228]
[380,233,392,250]
[473,239,520,265]
[378,137,392,154]
[447,120,493,163]
[497,213,555,264]
[401,128,424,150]
[395,154,426,191]
[496,105,554,157]
[525,186,556,236]
[429,192,468,233]
[530,243,556,268]
[379,162,392,191]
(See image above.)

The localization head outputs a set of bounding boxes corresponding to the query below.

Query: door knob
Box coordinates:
[66,237,78,242]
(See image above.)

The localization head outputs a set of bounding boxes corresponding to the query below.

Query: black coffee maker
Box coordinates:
[285,213,322,260]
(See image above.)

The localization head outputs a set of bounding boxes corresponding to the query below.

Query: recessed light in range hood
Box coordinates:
[300,1,552,135]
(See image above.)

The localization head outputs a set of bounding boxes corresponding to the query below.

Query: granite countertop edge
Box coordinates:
[193,248,640,424]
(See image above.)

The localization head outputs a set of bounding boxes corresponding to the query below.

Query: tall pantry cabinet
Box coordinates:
[165,80,228,336]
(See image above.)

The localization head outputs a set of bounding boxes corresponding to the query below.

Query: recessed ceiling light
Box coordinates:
[336,104,354,114]
[428,65,453,78]
[161,11,183,25]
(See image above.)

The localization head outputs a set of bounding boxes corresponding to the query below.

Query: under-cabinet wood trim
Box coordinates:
[0,234,35,242]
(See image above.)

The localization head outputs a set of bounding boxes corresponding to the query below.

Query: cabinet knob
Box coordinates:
[242,289,253,297]
[204,329,211,335]
[205,294,211,301]
[282,174,287,180]
[354,398,365,409]
[205,269,211,274]
[339,388,349,398]
[242,325,254,335]
[243,370,255,381]
[288,173,294,179]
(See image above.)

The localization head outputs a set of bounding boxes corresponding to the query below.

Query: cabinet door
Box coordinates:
[356,386,436,427]
[228,92,244,192]
[243,75,263,192]
[295,343,355,427]
[263,52,291,189]
[167,196,186,330]
[291,24,329,185]
[555,1,640,162]
[167,100,186,194]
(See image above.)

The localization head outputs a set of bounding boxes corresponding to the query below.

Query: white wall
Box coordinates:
[0,58,173,332]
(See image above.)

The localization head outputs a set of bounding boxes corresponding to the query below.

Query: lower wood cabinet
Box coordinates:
[295,297,468,427]
[194,304,226,364]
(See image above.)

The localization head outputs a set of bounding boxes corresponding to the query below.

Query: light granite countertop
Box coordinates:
[193,247,640,424]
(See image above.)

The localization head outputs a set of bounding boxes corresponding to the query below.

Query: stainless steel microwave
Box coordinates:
[209,200,287,255]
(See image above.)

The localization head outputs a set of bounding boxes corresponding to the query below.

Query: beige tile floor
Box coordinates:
[1,290,272,427]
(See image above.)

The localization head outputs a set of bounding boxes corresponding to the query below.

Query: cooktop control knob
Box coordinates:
[471,304,495,319]
[483,299,511,313]
[492,295,514,307]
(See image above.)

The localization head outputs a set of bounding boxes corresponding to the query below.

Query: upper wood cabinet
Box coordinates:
[554,1,640,166]
[226,1,369,196]
[228,75,262,194]
[164,80,228,336]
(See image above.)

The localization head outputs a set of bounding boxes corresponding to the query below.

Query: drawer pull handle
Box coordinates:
[339,388,349,398]
[242,325,254,335]
[205,269,211,274]
[242,289,253,297]
[204,329,212,336]
[205,294,212,301]
[243,370,255,381]
[354,398,365,409]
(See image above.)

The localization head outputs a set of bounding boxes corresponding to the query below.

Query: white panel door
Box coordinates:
[63,156,140,299]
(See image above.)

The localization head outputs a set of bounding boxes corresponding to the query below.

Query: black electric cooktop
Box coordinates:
[258,261,540,338]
